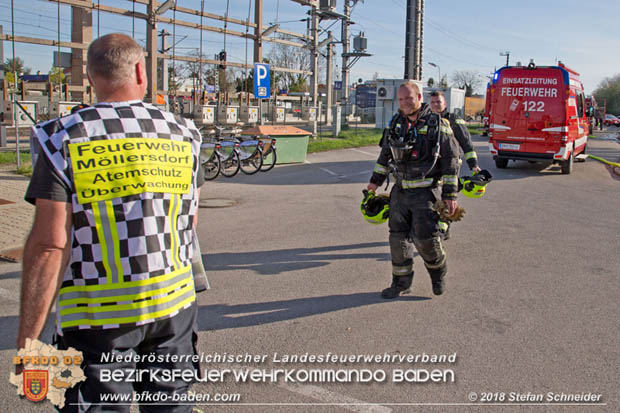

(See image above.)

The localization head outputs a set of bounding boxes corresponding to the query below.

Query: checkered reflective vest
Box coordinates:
[32,101,201,331]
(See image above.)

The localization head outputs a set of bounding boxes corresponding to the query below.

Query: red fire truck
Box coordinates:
[487,61,589,174]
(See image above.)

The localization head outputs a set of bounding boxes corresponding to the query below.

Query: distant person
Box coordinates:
[430,91,479,240]
[594,107,604,131]
[19,33,204,412]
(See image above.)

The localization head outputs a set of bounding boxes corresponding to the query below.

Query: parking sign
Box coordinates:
[254,63,270,99]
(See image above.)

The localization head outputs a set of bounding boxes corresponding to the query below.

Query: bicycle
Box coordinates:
[200,142,221,181]
[236,136,264,175]
[259,137,277,172]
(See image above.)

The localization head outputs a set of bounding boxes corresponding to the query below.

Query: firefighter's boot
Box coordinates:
[381,273,413,299]
[428,265,447,296]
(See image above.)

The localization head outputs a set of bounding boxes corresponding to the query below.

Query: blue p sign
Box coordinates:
[254,63,270,99]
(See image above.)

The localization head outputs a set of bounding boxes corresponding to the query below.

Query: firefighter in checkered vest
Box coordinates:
[18,33,204,412]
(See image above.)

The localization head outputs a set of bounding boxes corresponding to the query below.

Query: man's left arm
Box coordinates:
[17,199,72,350]
[450,115,480,172]
[439,120,460,214]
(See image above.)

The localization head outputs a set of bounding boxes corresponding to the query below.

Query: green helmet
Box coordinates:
[361,190,390,224]
[458,169,493,198]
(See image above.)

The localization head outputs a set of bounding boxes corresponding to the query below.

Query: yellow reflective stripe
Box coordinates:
[401,178,434,188]
[392,264,412,276]
[59,274,193,306]
[60,295,195,329]
[455,118,466,124]
[418,126,428,133]
[104,200,123,284]
[440,126,452,133]
[169,194,182,270]
[91,202,113,284]
[60,264,191,294]
[438,221,448,231]
[465,151,477,160]
[59,281,194,316]
[374,163,389,175]
[442,175,458,185]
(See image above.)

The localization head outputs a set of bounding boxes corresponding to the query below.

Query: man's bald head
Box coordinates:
[87,33,145,91]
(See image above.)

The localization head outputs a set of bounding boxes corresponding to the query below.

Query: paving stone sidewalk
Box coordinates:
[0,165,33,254]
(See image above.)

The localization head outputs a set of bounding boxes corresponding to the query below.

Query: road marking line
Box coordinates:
[280,383,392,413]
[350,148,378,157]
[225,364,391,412]
[319,167,345,178]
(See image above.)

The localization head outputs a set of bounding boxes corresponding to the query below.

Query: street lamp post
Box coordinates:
[500,51,510,67]
[428,62,440,86]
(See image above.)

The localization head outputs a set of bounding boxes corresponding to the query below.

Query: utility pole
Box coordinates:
[253,0,263,63]
[404,0,424,80]
[341,0,351,121]
[146,0,158,103]
[326,31,334,124]
[310,5,319,135]
[70,1,92,102]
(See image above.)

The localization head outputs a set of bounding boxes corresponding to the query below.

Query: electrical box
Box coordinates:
[320,0,337,11]
[240,106,259,124]
[353,35,367,52]
[193,105,215,124]
[4,101,38,126]
[217,105,239,124]
[272,107,285,123]
[302,107,317,121]
[376,85,394,100]
[50,101,79,118]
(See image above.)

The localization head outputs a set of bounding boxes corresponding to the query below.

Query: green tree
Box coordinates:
[48,66,67,84]
[4,57,31,86]
[427,77,435,88]
[593,74,620,114]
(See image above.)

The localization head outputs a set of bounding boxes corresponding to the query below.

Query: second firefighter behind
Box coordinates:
[429,90,480,240]
[367,81,461,299]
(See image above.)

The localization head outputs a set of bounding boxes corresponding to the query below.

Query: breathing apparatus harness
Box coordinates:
[383,111,443,189]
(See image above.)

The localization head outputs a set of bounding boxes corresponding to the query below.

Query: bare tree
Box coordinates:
[451,70,482,96]
[266,34,313,92]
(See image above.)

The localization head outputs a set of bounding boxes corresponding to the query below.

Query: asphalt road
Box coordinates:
[0,133,618,412]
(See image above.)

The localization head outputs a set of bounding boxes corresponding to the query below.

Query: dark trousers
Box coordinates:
[388,186,446,275]
[57,303,198,413]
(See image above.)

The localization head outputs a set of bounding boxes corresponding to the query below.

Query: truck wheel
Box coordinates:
[561,151,573,174]
[495,158,508,169]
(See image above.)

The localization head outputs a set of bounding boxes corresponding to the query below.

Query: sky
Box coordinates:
[1,0,618,95]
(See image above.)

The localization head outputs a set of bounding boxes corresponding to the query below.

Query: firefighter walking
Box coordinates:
[366,81,461,298]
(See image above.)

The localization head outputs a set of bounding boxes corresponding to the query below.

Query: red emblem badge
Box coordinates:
[23,370,48,402]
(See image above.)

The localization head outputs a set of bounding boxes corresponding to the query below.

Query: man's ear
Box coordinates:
[135,60,146,86]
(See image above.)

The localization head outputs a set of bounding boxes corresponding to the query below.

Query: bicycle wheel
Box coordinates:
[219,143,240,177]
[203,155,220,180]
[260,139,277,172]
[200,143,220,181]
[239,141,263,175]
